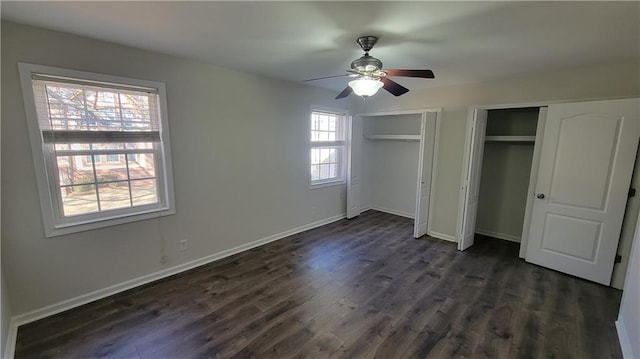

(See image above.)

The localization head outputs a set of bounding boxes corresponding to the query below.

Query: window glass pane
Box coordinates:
[91,143,126,151]
[98,181,131,210]
[320,115,329,131]
[95,158,128,181]
[319,164,329,179]
[125,142,154,150]
[61,184,99,216]
[131,179,158,206]
[57,156,96,186]
[323,148,335,164]
[311,164,320,181]
[54,143,71,151]
[86,155,102,163]
[69,143,91,151]
[128,153,156,179]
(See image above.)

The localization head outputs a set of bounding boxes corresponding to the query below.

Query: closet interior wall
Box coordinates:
[475,108,540,243]
[361,114,422,218]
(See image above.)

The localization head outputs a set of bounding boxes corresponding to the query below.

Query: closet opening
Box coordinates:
[457,106,546,255]
[475,107,540,252]
[348,110,438,239]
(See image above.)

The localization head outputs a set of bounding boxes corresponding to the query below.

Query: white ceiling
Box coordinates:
[2,1,639,93]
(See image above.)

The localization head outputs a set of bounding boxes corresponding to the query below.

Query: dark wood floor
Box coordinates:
[16,210,623,358]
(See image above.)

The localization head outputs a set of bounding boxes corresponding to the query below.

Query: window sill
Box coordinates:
[310,180,346,190]
[46,207,175,238]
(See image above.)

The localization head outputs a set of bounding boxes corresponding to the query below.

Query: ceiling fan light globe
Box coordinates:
[348,78,383,97]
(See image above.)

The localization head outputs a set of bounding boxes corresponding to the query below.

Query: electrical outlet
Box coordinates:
[161,255,168,265]
[180,239,189,251]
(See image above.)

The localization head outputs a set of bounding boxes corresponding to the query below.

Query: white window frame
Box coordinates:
[19,63,176,237]
[310,108,349,188]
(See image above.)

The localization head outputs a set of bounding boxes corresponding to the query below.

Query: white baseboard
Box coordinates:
[369,205,415,219]
[4,213,346,358]
[428,230,457,243]
[475,229,521,243]
[616,319,637,359]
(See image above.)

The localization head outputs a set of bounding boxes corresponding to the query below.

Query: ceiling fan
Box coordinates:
[303,35,435,99]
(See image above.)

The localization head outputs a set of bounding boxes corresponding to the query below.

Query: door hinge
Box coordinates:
[615,254,622,263]
[629,188,636,197]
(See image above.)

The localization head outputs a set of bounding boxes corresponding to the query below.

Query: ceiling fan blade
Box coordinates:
[381,77,409,97]
[335,86,353,99]
[384,69,435,79]
[302,74,348,82]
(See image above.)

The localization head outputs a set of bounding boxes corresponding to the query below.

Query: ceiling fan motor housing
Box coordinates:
[351,55,383,73]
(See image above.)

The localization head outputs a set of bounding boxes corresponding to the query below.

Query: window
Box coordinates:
[86,155,101,164]
[310,109,347,187]
[19,63,175,236]
[106,154,120,163]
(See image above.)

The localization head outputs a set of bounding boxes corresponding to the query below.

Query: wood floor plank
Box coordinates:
[15,211,624,359]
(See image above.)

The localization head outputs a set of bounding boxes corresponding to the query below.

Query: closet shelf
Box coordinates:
[365,134,421,141]
[485,136,535,143]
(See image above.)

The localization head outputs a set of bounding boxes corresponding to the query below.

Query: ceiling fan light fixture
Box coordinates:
[348,78,383,97]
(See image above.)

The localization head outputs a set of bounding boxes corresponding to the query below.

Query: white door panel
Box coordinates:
[414,112,437,238]
[458,109,487,250]
[549,115,620,209]
[526,98,639,285]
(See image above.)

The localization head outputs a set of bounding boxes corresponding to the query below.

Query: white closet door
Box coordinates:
[347,115,362,219]
[525,98,639,285]
[458,109,487,250]
[414,112,437,238]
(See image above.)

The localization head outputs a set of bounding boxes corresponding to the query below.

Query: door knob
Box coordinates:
[536,193,545,199]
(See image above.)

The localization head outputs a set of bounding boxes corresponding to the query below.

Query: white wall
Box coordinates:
[0,66,9,358]
[476,142,534,241]
[617,212,640,358]
[1,21,355,317]
[365,140,419,218]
